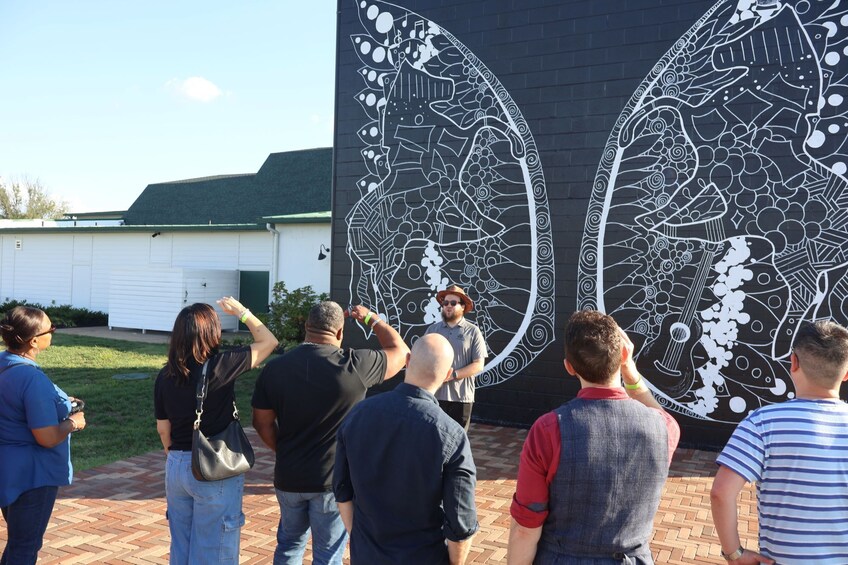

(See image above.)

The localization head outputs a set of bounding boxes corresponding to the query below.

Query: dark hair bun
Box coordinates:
[0,306,46,350]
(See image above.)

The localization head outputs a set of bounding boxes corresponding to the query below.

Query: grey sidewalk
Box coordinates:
[58,326,172,344]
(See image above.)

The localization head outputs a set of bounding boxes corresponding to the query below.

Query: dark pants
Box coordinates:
[438,400,473,432]
[1,485,59,565]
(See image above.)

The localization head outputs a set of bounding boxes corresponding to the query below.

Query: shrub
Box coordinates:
[0,299,108,328]
[266,283,328,350]
[220,335,254,349]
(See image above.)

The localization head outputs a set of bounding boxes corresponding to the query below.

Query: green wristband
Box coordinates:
[364,312,373,325]
[624,375,642,390]
[239,309,251,324]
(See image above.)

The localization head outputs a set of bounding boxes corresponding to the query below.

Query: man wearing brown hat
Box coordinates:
[425,284,488,431]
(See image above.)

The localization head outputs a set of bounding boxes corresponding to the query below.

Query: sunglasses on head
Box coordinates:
[442,300,462,307]
[34,324,56,338]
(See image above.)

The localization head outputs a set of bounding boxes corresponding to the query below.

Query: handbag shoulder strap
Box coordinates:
[192,360,239,431]
[193,361,210,430]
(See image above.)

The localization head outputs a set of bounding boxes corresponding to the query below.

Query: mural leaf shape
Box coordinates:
[346,0,556,386]
[579,0,848,421]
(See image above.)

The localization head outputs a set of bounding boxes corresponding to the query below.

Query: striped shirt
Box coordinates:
[717,399,848,564]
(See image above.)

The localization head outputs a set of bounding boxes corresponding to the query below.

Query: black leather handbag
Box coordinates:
[191,360,255,481]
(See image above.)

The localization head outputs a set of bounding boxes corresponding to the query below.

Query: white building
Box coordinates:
[0,148,332,330]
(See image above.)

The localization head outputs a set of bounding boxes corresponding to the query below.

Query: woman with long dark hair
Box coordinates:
[154,297,277,564]
[0,305,86,565]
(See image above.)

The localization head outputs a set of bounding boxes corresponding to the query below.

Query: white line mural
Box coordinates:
[345,0,556,386]
[579,0,848,421]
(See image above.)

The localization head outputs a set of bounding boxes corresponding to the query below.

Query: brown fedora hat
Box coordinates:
[436,284,474,312]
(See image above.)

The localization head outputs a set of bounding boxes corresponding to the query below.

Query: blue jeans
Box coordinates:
[274,489,347,565]
[0,485,59,565]
[165,450,245,565]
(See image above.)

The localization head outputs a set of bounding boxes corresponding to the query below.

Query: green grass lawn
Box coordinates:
[39,334,264,471]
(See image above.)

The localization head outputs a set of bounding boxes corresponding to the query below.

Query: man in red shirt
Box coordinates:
[508,310,680,564]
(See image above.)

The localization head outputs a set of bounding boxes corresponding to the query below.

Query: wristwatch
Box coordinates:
[721,546,744,561]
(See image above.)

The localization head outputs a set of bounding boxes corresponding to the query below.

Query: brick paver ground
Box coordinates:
[1,424,756,564]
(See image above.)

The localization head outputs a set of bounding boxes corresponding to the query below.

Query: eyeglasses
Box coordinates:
[34,324,56,338]
[442,300,462,307]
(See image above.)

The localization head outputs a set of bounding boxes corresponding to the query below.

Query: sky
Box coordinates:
[0,1,338,213]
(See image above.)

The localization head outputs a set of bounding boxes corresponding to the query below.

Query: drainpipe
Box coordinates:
[266,223,281,303]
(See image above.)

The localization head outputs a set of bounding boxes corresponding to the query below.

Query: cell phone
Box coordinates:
[70,398,85,414]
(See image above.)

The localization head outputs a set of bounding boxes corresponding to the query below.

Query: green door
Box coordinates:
[238,271,270,330]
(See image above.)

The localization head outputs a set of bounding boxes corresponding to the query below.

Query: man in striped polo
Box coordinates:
[711,320,848,565]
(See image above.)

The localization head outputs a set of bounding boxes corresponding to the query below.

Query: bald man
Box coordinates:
[333,334,479,565]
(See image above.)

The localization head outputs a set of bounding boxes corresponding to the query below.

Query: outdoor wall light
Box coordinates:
[151,231,161,238]
[318,244,331,261]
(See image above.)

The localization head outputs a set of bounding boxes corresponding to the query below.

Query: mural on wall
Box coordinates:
[345,0,556,386]
[579,0,848,421]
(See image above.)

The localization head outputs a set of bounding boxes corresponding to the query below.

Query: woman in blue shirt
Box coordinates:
[0,306,86,565]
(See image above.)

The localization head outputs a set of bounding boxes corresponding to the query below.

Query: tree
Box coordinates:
[0,177,69,219]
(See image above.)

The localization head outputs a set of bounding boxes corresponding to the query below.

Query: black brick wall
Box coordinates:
[333,0,750,447]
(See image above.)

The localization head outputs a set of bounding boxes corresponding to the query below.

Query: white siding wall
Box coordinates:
[0,238,11,301]
[0,226,332,313]
[149,234,172,265]
[277,224,332,294]
[72,235,93,263]
[237,232,273,270]
[90,236,151,312]
[109,268,240,332]
[109,268,184,331]
[70,237,94,307]
[0,234,74,305]
[172,234,241,268]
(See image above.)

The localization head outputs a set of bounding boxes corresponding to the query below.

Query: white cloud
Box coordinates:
[311,113,335,134]
[166,76,223,102]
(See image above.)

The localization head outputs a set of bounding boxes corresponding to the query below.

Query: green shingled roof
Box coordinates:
[123,148,332,226]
